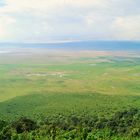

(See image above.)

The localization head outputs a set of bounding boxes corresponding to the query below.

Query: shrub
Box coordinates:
[12,117,38,133]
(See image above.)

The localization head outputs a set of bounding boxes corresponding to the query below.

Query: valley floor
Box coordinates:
[0,48,140,139]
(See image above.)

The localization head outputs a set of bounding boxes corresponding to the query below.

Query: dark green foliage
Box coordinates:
[0,120,7,131]
[12,117,38,133]
[0,108,140,139]
[0,126,13,140]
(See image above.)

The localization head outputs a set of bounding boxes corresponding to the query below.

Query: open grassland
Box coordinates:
[0,49,139,120]
[0,48,140,139]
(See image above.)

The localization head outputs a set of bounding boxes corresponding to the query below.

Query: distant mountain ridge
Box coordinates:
[0,41,140,51]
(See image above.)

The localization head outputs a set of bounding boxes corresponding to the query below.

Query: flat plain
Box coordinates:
[0,48,140,120]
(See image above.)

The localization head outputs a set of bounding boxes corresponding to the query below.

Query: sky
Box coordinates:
[0,0,140,43]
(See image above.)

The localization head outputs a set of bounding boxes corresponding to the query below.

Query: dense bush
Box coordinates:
[12,117,38,133]
[0,108,140,139]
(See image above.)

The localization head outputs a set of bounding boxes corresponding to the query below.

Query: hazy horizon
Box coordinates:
[0,41,140,52]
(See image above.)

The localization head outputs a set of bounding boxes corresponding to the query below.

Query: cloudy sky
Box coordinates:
[0,0,140,43]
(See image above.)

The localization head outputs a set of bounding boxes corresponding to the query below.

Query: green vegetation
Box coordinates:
[1,108,140,139]
[0,51,140,139]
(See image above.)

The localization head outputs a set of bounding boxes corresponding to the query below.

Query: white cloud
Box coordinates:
[111,15,140,40]
[0,0,139,42]
[0,15,16,39]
